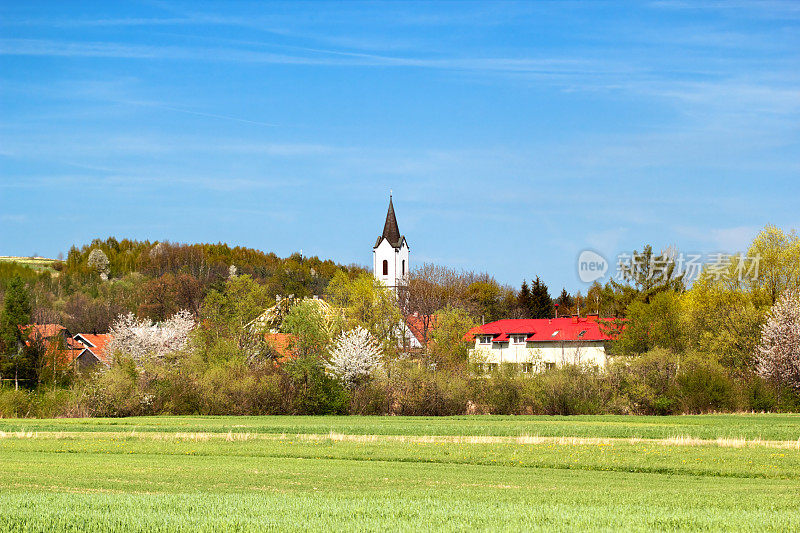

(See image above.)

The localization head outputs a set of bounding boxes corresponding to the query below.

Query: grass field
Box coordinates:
[1,415,799,531]
[0,256,56,272]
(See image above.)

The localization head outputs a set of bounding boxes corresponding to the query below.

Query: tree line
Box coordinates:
[1,226,799,417]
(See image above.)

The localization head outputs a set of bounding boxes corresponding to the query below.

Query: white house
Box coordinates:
[465,315,620,372]
[373,195,409,291]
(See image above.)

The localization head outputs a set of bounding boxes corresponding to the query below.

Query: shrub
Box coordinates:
[676,353,735,413]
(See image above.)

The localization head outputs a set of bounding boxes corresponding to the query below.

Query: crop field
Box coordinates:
[1,415,799,531]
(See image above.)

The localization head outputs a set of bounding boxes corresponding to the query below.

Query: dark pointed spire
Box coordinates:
[381,194,401,247]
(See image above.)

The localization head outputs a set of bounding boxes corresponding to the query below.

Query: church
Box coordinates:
[372,195,428,351]
[372,194,619,368]
[373,194,410,291]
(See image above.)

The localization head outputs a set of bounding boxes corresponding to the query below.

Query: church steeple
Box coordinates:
[373,193,410,290]
[380,194,402,248]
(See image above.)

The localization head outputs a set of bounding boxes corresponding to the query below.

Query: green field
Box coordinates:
[0,256,56,272]
[1,415,799,531]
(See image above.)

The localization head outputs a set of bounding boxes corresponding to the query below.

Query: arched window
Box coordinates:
[402,260,406,275]
[382,259,388,276]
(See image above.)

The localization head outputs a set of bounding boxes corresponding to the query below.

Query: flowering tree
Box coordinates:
[87,248,110,280]
[107,310,195,367]
[326,327,383,388]
[756,289,800,390]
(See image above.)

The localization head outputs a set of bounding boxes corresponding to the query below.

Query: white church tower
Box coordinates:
[373,194,410,290]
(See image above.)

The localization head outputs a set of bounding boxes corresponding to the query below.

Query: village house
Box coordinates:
[21,324,112,370]
[465,314,619,372]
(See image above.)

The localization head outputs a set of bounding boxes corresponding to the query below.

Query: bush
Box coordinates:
[518,366,612,415]
[676,353,735,413]
[0,387,85,418]
[609,349,680,415]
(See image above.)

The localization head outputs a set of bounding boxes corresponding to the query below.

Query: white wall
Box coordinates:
[469,338,608,370]
[373,238,409,289]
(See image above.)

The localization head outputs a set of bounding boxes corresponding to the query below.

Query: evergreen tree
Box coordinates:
[517,280,532,318]
[530,277,554,319]
[556,288,574,315]
[611,244,685,305]
[0,276,32,389]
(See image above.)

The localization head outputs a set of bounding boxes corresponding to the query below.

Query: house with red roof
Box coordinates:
[72,333,113,367]
[20,324,85,369]
[465,314,622,372]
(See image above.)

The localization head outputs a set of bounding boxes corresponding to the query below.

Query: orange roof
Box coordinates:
[21,324,66,340]
[265,333,297,361]
[405,314,437,346]
[73,334,113,365]
[21,324,83,365]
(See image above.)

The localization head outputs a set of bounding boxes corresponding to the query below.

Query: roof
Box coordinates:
[21,324,85,365]
[405,314,437,346]
[374,195,405,249]
[465,316,622,343]
[265,332,297,361]
[20,324,67,339]
[73,334,113,365]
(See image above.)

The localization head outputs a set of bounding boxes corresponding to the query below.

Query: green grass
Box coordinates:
[3,413,800,440]
[1,415,799,531]
[0,256,56,272]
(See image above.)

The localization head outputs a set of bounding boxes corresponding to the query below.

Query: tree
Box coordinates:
[611,245,685,306]
[107,310,195,367]
[87,248,110,280]
[529,277,554,319]
[427,306,476,371]
[281,299,334,359]
[0,276,32,389]
[610,291,685,356]
[325,272,401,355]
[326,327,383,388]
[138,273,202,321]
[196,275,273,363]
[747,225,800,305]
[683,255,765,373]
[755,289,800,390]
[555,287,574,316]
[517,281,532,318]
[400,264,459,349]
[63,293,121,334]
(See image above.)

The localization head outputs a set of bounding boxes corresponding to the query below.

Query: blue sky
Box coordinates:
[1,1,798,293]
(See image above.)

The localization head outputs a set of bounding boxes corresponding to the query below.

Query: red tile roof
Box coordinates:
[405,314,437,346]
[265,333,297,361]
[465,316,622,343]
[20,323,66,340]
[73,334,113,365]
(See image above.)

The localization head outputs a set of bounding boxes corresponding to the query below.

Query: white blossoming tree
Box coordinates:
[87,248,110,280]
[756,289,800,390]
[326,327,383,388]
[107,310,195,367]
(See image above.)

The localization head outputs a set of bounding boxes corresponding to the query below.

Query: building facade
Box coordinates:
[466,315,619,372]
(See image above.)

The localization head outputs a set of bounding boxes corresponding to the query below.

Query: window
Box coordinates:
[521,363,533,373]
[488,363,498,373]
[479,335,493,344]
[511,335,527,344]
[402,260,406,275]
[545,362,556,370]
[382,259,388,276]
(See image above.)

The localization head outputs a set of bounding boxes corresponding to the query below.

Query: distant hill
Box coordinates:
[0,256,57,272]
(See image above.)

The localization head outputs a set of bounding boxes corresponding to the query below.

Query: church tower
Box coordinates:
[373,195,410,290]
